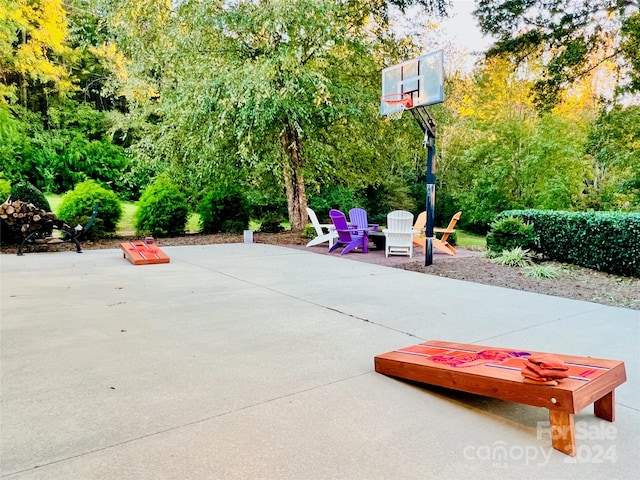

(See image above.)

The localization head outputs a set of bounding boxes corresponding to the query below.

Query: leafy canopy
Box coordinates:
[475,0,640,109]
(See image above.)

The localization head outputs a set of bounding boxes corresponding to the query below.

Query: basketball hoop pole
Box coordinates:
[410,107,437,266]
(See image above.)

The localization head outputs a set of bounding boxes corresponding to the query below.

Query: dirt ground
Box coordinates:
[3,230,638,310]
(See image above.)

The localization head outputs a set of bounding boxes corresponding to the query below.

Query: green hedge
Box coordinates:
[495,210,640,277]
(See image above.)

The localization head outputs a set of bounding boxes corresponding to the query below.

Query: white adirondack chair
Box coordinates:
[383,210,414,257]
[305,207,338,248]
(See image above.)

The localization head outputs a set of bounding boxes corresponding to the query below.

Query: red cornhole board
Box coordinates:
[374,340,626,456]
[120,241,170,265]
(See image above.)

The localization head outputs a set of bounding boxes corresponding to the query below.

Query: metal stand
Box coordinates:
[410,107,437,266]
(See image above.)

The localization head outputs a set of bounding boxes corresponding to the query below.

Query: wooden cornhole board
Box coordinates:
[374,340,626,456]
[120,241,170,265]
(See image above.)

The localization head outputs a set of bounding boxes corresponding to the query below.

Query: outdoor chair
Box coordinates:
[348,207,379,234]
[328,209,368,255]
[305,207,338,248]
[412,211,462,256]
[383,210,414,257]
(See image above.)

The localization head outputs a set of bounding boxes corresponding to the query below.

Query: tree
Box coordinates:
[0,0,73,108]
[475,0,640,110]
[585,105,640,209]
[436,56,595,231]
[95,0,441,231]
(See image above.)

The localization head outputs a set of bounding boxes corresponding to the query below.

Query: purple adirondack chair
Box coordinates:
[348,208,379,233]
[328,209,368,255]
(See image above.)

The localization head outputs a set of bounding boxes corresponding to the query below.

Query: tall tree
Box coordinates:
[475,0,640,110]
[437,56,594,231]
[97,0,440,230]
[0,0,73,109]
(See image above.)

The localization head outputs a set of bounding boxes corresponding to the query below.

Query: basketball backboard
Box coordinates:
[381,50,444,116]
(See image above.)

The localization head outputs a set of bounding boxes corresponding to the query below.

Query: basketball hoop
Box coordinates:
[381,93,413,120]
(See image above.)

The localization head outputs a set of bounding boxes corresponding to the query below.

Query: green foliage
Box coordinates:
[365,176,417,226]
[246,190,288,220]
[524,264,560,279]
[198,185,250,234]
[497,209,640,277]
[1,101,134,198]
[0,178,10,200]
[307,187,366,218]
[486,217,536,253]
[135,177,188,237]
[436,57,596,234]
[491,247,531,268]
[584,105,640,210]
[59,180,122,236]
[258,214,285,233]
[302,224,316,239]
[10,181,51,211]
[476,0,639,109]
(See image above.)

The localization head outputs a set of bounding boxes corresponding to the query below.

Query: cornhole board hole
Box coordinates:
[120,241,170,265]
[374,340,626,456]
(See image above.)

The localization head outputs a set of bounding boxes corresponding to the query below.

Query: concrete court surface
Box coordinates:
[0,243,638,480]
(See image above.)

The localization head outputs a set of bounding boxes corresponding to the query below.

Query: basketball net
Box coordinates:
[387,105,406,120]
[381,93,412,121]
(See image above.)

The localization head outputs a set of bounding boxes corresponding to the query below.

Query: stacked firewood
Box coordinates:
[0,199,57,235]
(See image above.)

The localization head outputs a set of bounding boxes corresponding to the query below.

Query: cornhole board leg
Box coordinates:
[549,410,575,456]
[594,390,615,421]
[120,241,170,265]
[374,340,626,457]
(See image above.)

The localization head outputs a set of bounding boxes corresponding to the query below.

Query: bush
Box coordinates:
[198,184,250,234]
[9,181,51,212]
[135,177,188,237]
[486,217,536,253]
[258,213,285,233]
[302,224,316,239]
[58,180,122,237]
[496,209,640,277]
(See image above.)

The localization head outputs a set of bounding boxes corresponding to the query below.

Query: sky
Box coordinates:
[438,1,495,53]
[390,1,497,73]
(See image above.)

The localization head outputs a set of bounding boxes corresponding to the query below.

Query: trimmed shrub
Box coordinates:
[9,181,51,212]
[486,217,536,253]
[58,180,122,237]
[496,209,640,277]
[198,185,250,234]
[135,177,188,237]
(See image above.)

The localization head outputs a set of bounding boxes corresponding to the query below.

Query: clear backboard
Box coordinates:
[381,50,444,116]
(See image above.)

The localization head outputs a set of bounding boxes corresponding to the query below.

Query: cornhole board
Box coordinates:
[374,340,626,456]
[120,241,170,265]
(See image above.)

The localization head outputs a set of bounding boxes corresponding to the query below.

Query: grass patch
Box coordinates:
[47,194,63,214]
[456,230,486,249]
[118,202,137,234]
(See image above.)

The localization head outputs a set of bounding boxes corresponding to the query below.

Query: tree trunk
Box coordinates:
[280,121,308,232]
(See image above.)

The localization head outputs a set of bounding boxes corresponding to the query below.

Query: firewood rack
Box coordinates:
[17,203,99,256]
